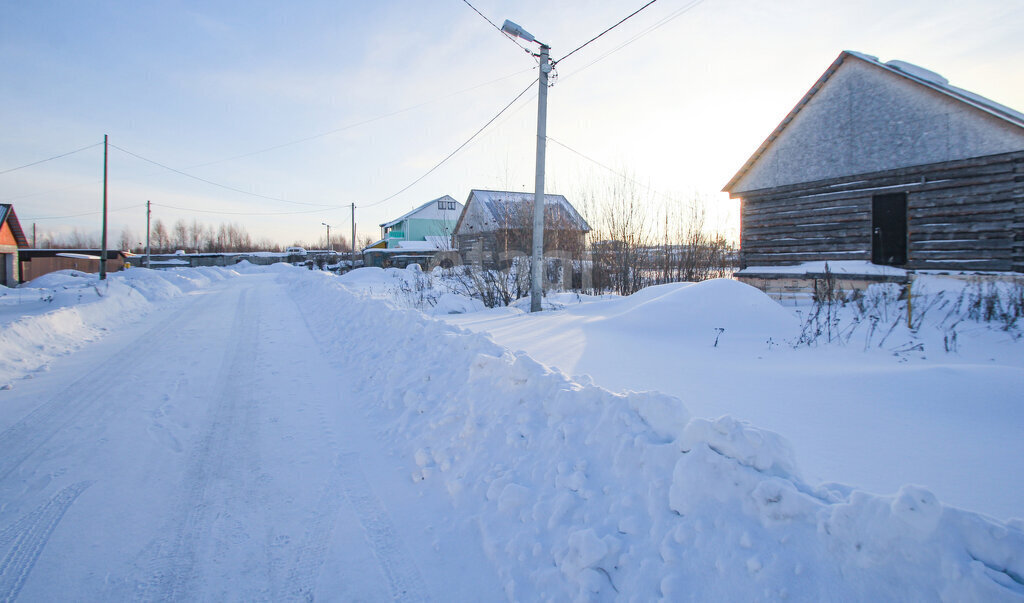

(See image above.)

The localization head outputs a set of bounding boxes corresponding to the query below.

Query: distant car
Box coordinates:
[285,246,307,255]
[174,249,186,255]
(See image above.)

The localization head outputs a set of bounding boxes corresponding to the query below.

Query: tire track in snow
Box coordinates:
[0,481,92,602]
[136,285,268,601]
[334,452,428,603]
[284,452,348,602]
[283,285,427,602]
[285,453,428,603]
[0,293,209,483]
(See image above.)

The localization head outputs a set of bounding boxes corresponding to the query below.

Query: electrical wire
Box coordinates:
[559,0,706,83]
[5,69,535,206]
[460,0,537,58]
[4,179,103,202]
[0,141,103,176]
[359,76,539,210]
[152,202,328,217]
[22,203,145,221]
[553,0,659,66]
[547,135,679,203]
[184,67,536,170]
[109,144,336,208]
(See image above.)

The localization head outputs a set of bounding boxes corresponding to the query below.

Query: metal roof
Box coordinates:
[456,189,591,233]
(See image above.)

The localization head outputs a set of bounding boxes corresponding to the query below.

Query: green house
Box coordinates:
[363,195,464,268]
[379,195,462,249]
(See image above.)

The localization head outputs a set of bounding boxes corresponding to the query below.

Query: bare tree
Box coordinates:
[188,219,205,253]
[577,173,734,295]
[151,219,169,253]
[117,227,136,252]
[172,219,188,251]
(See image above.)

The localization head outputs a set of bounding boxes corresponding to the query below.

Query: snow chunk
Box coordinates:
[886,60,950,85]
[560,529,609,577]
[681,415,799,478]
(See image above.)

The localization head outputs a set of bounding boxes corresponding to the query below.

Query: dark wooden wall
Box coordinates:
[456,229,587,269]
[737,150,1024,272]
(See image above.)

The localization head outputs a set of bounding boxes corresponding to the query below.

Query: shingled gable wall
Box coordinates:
[726,53,1024,274]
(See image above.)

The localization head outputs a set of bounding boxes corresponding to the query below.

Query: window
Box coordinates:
[438,200,445,210]
[448,201,456,210]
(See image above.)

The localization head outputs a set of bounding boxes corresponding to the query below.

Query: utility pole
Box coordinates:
[322,222,331,250]
[100,134,108,280]
[351,203,356,266]
[32,223,36,248]
[146,200,151,268]
[501,19,549,313]
[530,43,550,312]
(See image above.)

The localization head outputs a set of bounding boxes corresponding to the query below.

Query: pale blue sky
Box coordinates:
[3,0,1022,247]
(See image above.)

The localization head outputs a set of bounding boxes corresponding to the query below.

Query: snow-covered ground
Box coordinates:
[1,264,1022,600]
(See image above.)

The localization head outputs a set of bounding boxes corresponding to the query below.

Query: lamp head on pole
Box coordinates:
[501,19,536,43]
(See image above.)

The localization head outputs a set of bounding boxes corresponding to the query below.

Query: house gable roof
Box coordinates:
[0,204,29,247]
[380,195,461,229]
[724,51,1024,195]
[453,189,591,235]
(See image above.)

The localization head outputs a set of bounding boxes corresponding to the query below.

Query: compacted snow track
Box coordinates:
[0,273,500,601]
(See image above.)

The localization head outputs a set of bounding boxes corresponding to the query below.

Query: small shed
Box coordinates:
[0,204,29,287]
[19,249,128,282]
[453,189,590,268]
[724,51,1024,290]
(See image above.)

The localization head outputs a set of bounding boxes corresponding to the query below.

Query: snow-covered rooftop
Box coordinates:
[463,189,591,232]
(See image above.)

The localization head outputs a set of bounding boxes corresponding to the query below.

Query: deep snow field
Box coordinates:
[1,262,1022,601]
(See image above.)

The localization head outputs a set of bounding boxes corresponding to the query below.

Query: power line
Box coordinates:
[184,67,535,171]
[559,0,706,83]
[4,179,103,202]
[152,202,329,217]
[22,203,145,221]
[6,70,536,204]
[547,135,680,203]
[553,0,660,66]
[460,0,536,58]
[359,76,538,209]
[109,144,336,208]
[0,141,103,176]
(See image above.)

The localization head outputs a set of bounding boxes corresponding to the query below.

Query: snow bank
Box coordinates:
[0,267,236,387]
[565,279,800,348]
[285,270,1024,601]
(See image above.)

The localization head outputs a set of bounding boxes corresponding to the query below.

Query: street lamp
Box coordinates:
[322,222,331,250]
[502,19,550,313]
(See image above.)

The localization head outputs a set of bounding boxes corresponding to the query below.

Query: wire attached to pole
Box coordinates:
[553,0,659,66]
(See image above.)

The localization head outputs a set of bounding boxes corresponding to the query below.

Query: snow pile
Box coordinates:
[565,279,799,349]
[285,270,1024,601]
[0,267,235,387]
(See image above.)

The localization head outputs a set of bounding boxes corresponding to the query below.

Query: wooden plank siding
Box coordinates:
[737,150,1024,271]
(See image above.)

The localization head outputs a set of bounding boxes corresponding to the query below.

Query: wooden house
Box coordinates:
[0,204,29,287]
[453,189,591,268]
[724,51,1024,292]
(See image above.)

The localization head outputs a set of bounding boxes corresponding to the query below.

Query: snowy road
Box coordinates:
[0,273,503,601]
